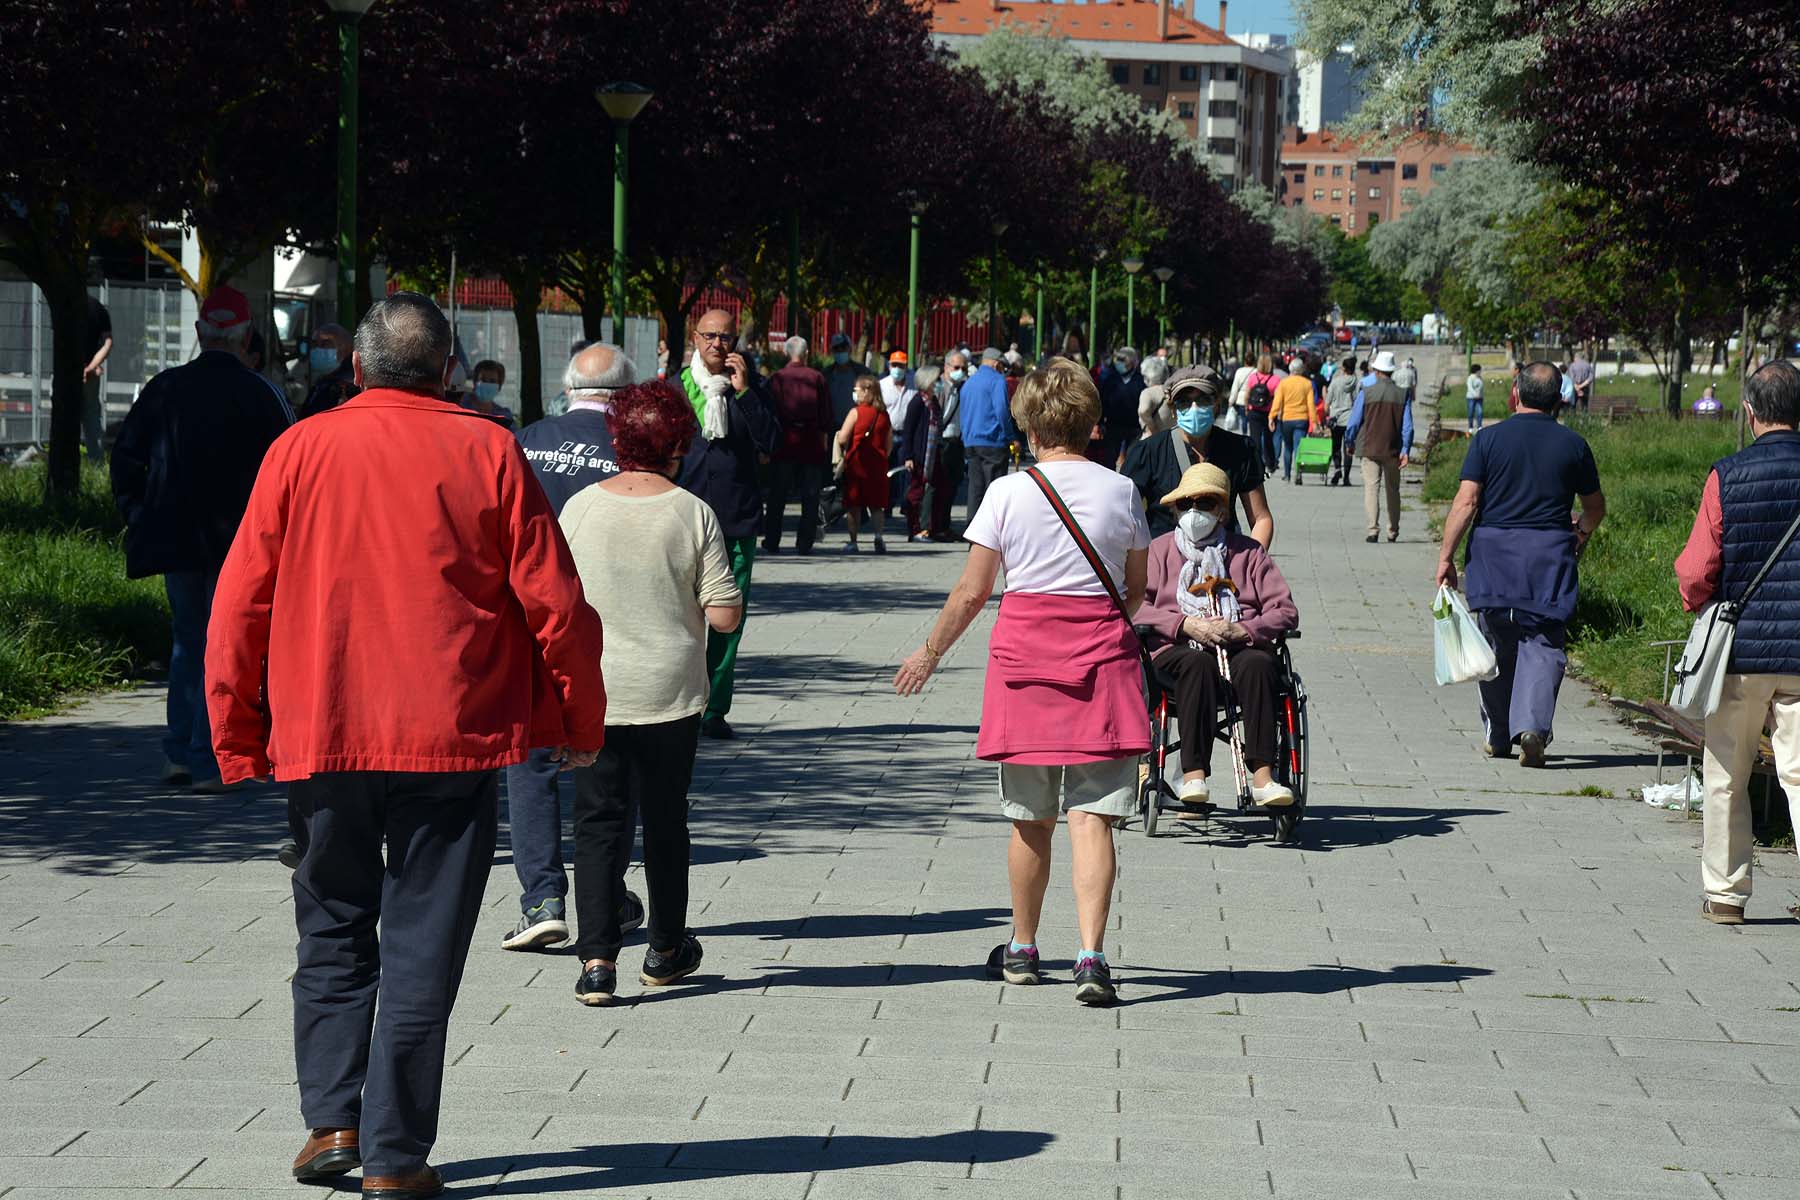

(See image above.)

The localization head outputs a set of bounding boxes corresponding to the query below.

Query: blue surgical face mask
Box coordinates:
[309,346,338,372]
[1177,404,1215,437]
[889,366,906,382]
[474,381,500,403]
[949,368,967,383]
[833,351,849,365]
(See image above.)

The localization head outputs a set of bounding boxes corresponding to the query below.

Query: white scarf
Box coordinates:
[688,350,733,440]
[1175,523,1240,623]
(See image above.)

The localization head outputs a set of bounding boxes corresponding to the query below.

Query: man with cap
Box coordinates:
[1123,365,1272,544]
[959,347,1017,526]
[1343,350,1413,543]
[880,350,918,515]
[110,285,293,792]
[823,331,871,434]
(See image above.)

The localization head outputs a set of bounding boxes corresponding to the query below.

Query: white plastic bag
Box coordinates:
[1432,584,1499,686]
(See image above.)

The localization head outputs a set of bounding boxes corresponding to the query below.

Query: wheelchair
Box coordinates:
[1132,628,1310,845]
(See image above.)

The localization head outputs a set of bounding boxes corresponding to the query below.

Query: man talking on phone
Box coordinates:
[678,308,780,739]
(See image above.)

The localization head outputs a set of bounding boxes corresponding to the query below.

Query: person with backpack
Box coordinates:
[1239,354,1283,471]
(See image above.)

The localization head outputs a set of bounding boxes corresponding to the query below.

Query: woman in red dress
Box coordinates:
[834,375,893,553]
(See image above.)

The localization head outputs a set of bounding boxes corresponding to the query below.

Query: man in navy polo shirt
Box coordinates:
[1435,362,1607,768]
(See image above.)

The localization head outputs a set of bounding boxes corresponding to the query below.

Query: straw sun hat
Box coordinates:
[1159,462,1231,508]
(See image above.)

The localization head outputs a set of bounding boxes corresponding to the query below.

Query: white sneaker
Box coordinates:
[1178,778,1210,805]
[1251,780,1295,808]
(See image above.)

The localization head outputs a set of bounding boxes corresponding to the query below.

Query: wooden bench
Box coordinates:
[1608,696,1775,780]
[1594,396,1641,423]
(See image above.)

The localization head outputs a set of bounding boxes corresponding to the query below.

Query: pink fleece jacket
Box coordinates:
[1136,530,1299,653]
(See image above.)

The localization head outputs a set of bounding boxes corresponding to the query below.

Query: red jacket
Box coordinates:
[205,388,606,783]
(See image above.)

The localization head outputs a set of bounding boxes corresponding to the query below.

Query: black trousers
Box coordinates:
[964,445,1010,525]
[572,715,700,961]
[288,770,497,1176]
[762,460,825,552]
[1328,425,1350,479]
[1157,644,1279,775]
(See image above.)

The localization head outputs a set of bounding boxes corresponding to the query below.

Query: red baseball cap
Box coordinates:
[199,286,252,330]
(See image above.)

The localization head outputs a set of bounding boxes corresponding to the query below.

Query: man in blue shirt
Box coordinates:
[960,347,1017,527]
[1435,362,1607,768]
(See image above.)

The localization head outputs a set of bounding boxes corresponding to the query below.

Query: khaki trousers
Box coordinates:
[1361,455,1401,538]
[1701,672,1800,906]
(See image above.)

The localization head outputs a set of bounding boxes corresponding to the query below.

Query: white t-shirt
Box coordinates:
[964,460,1150,596]
[1466,375,1485,401]
[880,376,917,438]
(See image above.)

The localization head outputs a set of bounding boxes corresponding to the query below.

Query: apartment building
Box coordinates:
[1278,128,1480,234]
[932,0,1290,192]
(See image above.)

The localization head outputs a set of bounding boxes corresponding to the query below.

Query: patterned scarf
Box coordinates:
[1175,522,1240,623]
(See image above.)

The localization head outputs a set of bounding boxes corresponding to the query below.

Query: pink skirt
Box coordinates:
[975,591,1151,764]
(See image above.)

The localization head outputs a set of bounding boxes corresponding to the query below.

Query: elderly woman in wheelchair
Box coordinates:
[1135,462,1300,815]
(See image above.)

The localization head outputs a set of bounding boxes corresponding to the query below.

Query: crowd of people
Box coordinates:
[97,281,1800,1197]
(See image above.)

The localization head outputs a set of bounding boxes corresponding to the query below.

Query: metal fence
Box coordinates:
[0,278,659,447]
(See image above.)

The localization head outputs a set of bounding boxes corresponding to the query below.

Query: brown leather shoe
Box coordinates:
[1702,899,1746,926]
[364,1165,443,1199]
[292,1128,359,1182]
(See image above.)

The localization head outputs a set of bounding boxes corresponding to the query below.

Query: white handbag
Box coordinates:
[1669,508,1800,719]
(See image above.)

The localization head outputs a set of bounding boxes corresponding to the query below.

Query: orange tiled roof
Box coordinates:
[931,0,1235,48]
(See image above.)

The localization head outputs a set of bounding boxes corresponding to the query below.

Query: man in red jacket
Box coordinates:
[205,292,605,1200]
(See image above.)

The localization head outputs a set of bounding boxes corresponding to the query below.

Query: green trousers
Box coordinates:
[704,536,756,720]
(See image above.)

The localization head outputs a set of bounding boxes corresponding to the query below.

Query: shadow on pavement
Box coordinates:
[704,906,1008,941]
[452,1130,1055,1193]
[1150,804,1507,850]
[1120,961,1494,1006]
[1542,751,1660,771]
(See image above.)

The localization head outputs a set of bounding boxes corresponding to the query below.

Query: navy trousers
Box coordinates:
[1476,610,1568,748]
[288,770,497,1176]
[503,747,567,912]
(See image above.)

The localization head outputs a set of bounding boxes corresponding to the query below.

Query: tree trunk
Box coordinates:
[42,274,91,502]
[1664,302,1688,419]
[503,266,545,426]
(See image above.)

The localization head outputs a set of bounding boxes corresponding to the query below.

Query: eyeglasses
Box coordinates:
[1172,394,1215,411]
[1173,498,1224,513]
[695,330,734,344]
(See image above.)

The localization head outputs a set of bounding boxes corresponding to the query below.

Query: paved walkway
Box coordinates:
[4,404,1800,1199]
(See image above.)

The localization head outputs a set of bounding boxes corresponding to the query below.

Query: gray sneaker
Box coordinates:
[501,897,569,951]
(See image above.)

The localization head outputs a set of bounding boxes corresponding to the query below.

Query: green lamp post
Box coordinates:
[988,218,1008,349]
[907,197,926,364]
[1122,256,1144,348]
[1034,273,1044,361]
[1089,248,1104,364]
[325,0,380,327]
[598,82,654,347]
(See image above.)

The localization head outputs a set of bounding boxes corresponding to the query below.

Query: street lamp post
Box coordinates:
[1089,249,1104,364]
[1122,257,1144,349]
[1153,266,1174,352]
[907,199,926,364]
[1034,274,1044,362]
[598,83,653,347]
[988,219,1009,349]
[325,0,380,327]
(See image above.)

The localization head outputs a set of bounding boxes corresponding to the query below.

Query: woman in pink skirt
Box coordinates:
[895,359,1150,1006]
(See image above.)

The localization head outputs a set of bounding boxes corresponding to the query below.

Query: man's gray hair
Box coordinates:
[352,293,451,390]
[196,319,251,346]
[783,335,808,361]
[564,343,637,394]
[1140,355,1170,387]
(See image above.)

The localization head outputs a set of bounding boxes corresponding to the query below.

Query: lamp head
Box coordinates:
[991,219,1010,237]
[323,0,380,14]
[1153,266,1175,283]
[1122,257,1145,275]
[597,82,654,123]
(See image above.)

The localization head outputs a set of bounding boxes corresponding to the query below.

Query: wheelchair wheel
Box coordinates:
[1141,767,1161,838]
[1270,673,1308,845]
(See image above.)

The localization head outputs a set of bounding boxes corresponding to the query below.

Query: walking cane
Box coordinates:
[1194,576,1251,809]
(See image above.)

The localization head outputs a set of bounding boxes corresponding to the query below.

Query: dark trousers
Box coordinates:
[924,438,965,533]
[1157,644,1279,775]
[1476,610,1568,747]
[1277,419,1308,479]
[1328,425,1350,480]
[162,569,219,775]
[503,747,566,911]
[288,770,497,1176]
[762,460,825,552]
[965,444,1010,525]
[1249,414,1276,471]
[572,715,700,962]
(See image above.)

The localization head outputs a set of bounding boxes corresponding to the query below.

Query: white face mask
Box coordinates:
[1178,508,1220,543]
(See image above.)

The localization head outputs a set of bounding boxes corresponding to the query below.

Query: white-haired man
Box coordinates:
[502,342,651,954]
[763,335,834,554]
[110,285,292,791]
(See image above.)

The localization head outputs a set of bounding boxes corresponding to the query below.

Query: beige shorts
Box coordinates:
[997,758,1138,823]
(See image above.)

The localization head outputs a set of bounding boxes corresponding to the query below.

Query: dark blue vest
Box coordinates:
[1715,430,1800,674]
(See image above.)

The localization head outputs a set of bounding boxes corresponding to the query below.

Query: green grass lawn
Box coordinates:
[0,462,169,719]
[1424,413,1738,703]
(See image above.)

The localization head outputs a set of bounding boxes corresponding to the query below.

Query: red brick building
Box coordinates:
[932,1,1290,192]
[1277,129,1481,234]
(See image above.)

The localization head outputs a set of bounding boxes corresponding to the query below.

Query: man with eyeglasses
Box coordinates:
[678,308,780,740]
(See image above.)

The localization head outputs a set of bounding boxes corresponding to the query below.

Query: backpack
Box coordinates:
[1246,381,1273,411]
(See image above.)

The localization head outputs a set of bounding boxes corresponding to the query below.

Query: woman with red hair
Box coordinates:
[556,381,744,1006]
